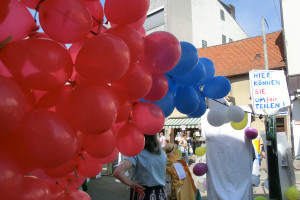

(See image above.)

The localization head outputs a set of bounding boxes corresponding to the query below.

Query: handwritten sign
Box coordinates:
[249,70,290,115]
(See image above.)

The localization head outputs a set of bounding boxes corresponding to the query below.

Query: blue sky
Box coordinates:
[221,0,282,37]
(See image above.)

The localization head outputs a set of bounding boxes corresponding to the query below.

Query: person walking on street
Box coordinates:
[159,132,166,148]
[179,134,189,165]
[114,134,168,200]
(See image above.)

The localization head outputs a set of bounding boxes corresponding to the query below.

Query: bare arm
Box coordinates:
[178,139,187,147]
[113,160,145,191]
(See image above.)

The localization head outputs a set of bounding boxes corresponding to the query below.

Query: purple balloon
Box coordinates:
[193,163,208,176]
[245,127,258,140]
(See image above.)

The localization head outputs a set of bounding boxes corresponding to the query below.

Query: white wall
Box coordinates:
[146,0,248,48]
[281,0,300,76]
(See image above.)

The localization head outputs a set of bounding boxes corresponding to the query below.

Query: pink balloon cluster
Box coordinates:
[0,0,181,199]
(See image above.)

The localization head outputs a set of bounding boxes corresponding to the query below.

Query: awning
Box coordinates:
[164,118,201,129]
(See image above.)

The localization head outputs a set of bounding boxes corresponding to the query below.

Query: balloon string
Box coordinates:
[0,36,12,49]
[34,0,45,22]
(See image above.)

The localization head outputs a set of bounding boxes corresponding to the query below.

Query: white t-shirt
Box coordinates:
[160,135,166,147]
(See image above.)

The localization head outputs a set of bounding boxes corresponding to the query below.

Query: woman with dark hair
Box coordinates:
[114,134,167,200]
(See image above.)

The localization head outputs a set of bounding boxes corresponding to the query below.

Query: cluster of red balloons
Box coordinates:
[0,0,181,199]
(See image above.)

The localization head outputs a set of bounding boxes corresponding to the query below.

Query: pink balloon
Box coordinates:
[143,31,181,73]
[0,0,36,43]
[68,85,118,134]
[39,0,93,43]
[132,102,165,135]
[0,153,24,200]
[104,0,149,25]
[18,176,51,200]
[75,34,130,84]
[117,123,145,157]
[85,128,117,158]
[0,76,26,136]
[143,73,169,102]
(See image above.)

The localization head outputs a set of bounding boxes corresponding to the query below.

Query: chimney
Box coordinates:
[228,4,235,19]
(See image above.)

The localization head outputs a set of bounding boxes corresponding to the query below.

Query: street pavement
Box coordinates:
[86,156,300,200]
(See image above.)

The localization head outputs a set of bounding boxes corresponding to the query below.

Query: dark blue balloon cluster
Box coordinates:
[143,41,231,118]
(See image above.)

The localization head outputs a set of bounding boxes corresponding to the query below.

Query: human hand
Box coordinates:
[130,183,145,192]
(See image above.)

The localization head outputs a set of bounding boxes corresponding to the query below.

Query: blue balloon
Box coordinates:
[188,93,207,117]
[202,76,231,99]
[153,88,175,117]
[197,57,215,86]
[166,42,199,77]
[175,86,200,114]
[173,58,206,86]
[166,75,178,95]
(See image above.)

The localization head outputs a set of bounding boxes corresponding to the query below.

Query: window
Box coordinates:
[222,35,226,44]
[144,8,164,31]
[220,9,225,21]
[229,38,233,43]
[202,40,207,48]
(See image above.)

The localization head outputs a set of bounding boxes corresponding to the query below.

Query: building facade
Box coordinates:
[144,0,248,48]
[281,0,300,156]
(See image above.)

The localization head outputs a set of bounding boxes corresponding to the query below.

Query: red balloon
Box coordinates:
[39,0,92,43]
[17,110,78,168]
[81,0,104,27]
[106,25,144,62]
[0,76,26,136]
[18,176,51,200]
[36,85,73,119]
[0,0,36,43]
[138,26,146,37]
[132,102,165,135]
[115,96,132,123]
[0,60,13,78]
[47,183,66,200]
[65,189,91,200]
[77,151,103,178]
[75,33,130,84]
[20,0,40,9]
[57,172,86,191]
[96,147,119,164]
[0,153,24,200]
[112,62,152,100]
[68,40,85,64]
[85,128,117,158]
[105,0,149,25]
[68,85,118,134]
[143,73,169,101]
[117,123,145,157]
[0,0,10,24]
[43,156,78,178]
[143,31,181,73]
[0,38,74,90]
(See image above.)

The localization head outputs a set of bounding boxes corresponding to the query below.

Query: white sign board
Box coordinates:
[249,70,290,115]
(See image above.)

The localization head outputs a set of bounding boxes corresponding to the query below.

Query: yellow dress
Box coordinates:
[166,155,197,200]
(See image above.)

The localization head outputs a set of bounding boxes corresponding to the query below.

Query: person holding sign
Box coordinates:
[114,134,167,200]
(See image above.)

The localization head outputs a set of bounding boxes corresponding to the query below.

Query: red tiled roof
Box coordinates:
[197,31,285,77]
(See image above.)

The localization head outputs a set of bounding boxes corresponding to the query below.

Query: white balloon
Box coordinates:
[227,105,245,122]
[207,106,228,127]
